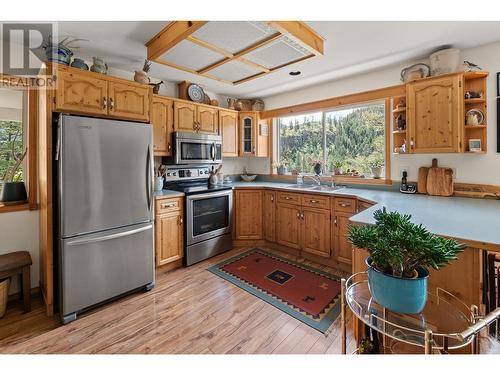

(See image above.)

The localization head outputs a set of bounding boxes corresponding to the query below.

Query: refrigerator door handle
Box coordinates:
[55,115,62,161]
[146,145,152,212]
[66,224,153,246]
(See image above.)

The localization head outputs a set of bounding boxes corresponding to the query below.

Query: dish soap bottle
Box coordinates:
[401,170,408,191]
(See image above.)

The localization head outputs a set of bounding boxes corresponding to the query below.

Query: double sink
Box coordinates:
[284,184,345,192]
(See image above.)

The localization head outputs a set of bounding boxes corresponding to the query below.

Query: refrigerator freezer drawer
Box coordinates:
[60,222,154,319]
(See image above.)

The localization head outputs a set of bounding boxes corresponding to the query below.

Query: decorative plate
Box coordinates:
[187,83,205,103]
[465,108,484,126]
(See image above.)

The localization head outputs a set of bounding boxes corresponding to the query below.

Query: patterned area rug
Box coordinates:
[208,248,341,333]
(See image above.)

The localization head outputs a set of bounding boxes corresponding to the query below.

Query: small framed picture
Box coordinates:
[468,139,482,152]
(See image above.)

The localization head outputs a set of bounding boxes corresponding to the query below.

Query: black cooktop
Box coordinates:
[164,181,233,196]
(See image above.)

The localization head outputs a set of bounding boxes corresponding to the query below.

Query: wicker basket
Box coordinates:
[0,278,10,318]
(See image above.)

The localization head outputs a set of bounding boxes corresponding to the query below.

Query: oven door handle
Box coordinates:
[211,143,215,161]
[186,189,233,201]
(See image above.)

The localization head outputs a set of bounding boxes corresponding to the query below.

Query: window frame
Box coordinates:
[273,98,391,185]
[0,74,38,213]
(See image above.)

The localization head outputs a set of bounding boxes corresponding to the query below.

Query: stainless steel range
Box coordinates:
[163,165,233,266]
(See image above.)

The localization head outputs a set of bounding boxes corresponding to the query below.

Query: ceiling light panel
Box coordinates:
[191,21,277,54]
[242,36,311,69]
[208,59,263,82]
[159,39,224,71]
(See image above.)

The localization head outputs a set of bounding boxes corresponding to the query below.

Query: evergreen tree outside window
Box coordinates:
[0,88,26,190]
[277,101,386,177]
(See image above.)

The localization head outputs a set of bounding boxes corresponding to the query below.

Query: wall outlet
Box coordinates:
[451,167,457,179]
[399,166,409,178]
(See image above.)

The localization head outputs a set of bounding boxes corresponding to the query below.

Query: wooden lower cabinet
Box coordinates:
[333,214,353,264]
[276,203,301,250]
[263,190,276,242]
[234,190,263,240]
[155,198,183,267]
[302,207,331,258]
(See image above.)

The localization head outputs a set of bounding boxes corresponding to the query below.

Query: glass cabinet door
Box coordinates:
[242,116,254,154]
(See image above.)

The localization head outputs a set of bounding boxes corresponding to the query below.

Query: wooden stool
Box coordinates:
[0,251,32,313]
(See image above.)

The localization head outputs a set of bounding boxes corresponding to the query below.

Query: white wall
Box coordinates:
[0,210,39,294]
[263,41,500,185]
[222,157,270,175]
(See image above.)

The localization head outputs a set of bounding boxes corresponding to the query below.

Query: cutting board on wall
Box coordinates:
[426,158,454,197]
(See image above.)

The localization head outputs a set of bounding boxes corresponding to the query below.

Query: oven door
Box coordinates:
[174,134,222,164]
[186,190,233,245]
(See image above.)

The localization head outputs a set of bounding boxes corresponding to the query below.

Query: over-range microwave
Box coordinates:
[172,131,222,165]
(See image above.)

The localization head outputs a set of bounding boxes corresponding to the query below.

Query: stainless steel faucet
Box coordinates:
[306,174,322,185]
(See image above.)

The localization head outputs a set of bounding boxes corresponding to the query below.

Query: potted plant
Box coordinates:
[1,149,27,204]
[368,155,384,179]
[330,159,343,175]
[348,209,465,314]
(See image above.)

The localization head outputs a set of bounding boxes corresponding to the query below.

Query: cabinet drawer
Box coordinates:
[300,194,329,209]
[333,197,356,213]
[357,200,373,212]
[277,191,301,204]
[156,197,183,215]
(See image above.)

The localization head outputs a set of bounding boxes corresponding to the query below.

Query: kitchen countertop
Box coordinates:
[229,181,500,250]
[154,190,185,199]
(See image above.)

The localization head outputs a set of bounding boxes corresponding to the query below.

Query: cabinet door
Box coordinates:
[256,118,269,157]
[220,110,239,156]
[197,105,219,134]
[263,190,276,242]
[302,207,331,258]
[56,69,108,116]
[333,215,352,264]
[239,112,257,156]
[276,203,301,250]
[408,75,462,153]
[108,81,150,121]
[234,190,263,240]
[151,96,173,156]
[173,100,197,132]
[155,211,183,266]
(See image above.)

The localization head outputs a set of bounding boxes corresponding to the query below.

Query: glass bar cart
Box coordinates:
[340,272,500,354]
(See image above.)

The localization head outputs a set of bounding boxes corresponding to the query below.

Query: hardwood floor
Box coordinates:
[0,247,355,354]
[0,246,498,354]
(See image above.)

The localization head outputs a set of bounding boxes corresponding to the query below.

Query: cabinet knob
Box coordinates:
[309,199,319,204]
[109,97,114,110]
[296,211,300,218]
[179,216,183,225]
[102,97,107,109]
[270,196,274,202]
[168,143,171,151]
[284,196,291,200]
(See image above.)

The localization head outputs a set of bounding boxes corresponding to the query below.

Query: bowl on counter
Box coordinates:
[240,174,257,182]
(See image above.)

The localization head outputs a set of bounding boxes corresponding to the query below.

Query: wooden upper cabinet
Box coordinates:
[173,100,197,132]
[263,190,276,242]
[234,190,263,240]
[302,207,331,258]
[407,74,463,153]
[151,95,173,156]
[56,69,108,116]
[197,105,219,134]
[239,112,257,156]
[107,81,150,121]
[220,110,238,157]
[256,117,269,157]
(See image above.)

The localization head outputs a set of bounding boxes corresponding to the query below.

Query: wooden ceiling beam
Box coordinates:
[268,21,324,56]
[196,32,281,75]
[153,58,234,85]
[146,21,208,60]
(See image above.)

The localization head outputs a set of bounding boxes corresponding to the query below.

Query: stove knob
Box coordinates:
[186,170,192,177]
[173,172,177,176]
[166,172,171,177]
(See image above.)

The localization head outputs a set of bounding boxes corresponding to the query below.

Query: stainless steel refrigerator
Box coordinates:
[56,115,154,324]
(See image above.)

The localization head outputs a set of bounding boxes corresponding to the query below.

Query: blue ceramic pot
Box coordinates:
[366,257,429,314]
[0,182,27,203]
[70,58,89,71]
[45,44,73,65]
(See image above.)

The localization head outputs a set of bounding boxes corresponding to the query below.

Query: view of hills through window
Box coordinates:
[0,89,25,189]
[278,102,385,177]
